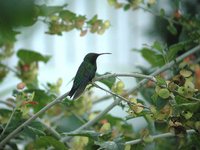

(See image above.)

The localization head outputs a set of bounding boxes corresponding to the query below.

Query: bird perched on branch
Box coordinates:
[68,52,111,100]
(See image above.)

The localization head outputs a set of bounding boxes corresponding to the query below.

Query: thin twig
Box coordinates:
[60,45,200,142]
[94,73,156,82]
[0,92,68,148]
[93,83,149,109]
[35,117,61,140]
[138,5,180,25]
[1,45,200,148]
[93,73,157,104]
[0,100,61,140]
[125,129,196,145]
[0,107,17,140]
[173,90,200,102]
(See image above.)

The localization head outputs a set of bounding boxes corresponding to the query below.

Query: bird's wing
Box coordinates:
[69,61,96,99]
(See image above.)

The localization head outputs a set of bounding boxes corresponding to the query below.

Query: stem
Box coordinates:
[35,117,61,140]
[0,45,199,148]
[93,83,149,109]
[0,92,68,148]
[94,73,156,82]
[93,73,157,104]
[173,90,200,102]
[60,98,120,142]
[0,107,17,140]
[125,129,196,145]
[139,5,180,25]
[60,45,200,142]
[0,100,61,140]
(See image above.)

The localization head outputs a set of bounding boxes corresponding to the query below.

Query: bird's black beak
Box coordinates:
[98,53,112,56]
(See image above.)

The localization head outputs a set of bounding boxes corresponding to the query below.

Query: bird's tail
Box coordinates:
[68,82,88,100]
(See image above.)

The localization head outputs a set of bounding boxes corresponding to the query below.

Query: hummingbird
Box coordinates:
[68,52,111,100]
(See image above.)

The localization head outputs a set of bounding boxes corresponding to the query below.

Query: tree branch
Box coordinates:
[93,73,156,104]
[125,129,196,145]
[93,83,149,109]
[0,100,61,140]
[0,45,199,148]
[0,107,17,140]
[94,73,156,82]
[0,92,68,148]
[61,45,200,142]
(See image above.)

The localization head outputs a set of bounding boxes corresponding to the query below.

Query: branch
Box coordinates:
[1,45,199,148]
[60,98,120,142]
[61,45,200,142]
[139,5,180,25]
[125,129,196,145]
[0,100,61,140]
[35,117,61,140]
[93,83,150,109]
[0,107,17,140]
[94,73,156,82]
[0,92,68,148]
[93,73,156,104]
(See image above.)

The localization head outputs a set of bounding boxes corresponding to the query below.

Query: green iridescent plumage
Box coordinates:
[68,53,111,100]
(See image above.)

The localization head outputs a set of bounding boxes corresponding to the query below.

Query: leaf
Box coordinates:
[57,114,84,132]
[124,4,131,11]
[34,136,67,150]
[155,75,167,86]
[37,4,67,16]
[152,41,163,52]
[103,114,123,126]
[3,110,23,133]
[67,130,100,141]
[87,14,98,25]
[167,23,177,35]
[96,73,116,89]
[180,69,192,77]
[167,40,190,60]
[24,89,55,112]
[141,48,165,67]
[17,49,51,64]
[107,0,117,6]
[59,10,76,21]
[158,88,170,99]
[160,8,165,16]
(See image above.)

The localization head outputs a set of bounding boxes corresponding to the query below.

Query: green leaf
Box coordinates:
[167,23,177,35]
[141,48,165,67]
[24,89,54,112]
[34,136,67,150]
[87,14,98,25]
[124,4,131,11]
[152,41,163,52]
[180,69,192,78]
[96,73,116,89]
[160,8,165,16]
[167,40,190,61]
[37,4,67,16]
[155,75,167,86]
[151,92,158,103]
[103,114,123,125]
[158,88,170,99]
[22,125,45,139]
[67,130,100,141]
[107,0,117,6]
[59,10,76,21]
[17,49,51,64]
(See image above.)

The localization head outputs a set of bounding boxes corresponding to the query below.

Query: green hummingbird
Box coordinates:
[68,53,111,100]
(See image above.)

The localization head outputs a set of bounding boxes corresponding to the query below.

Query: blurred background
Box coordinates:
[0,0,156,130]
[2,0,195,129]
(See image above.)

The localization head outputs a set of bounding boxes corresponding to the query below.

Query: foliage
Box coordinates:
[1,0,200,150]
